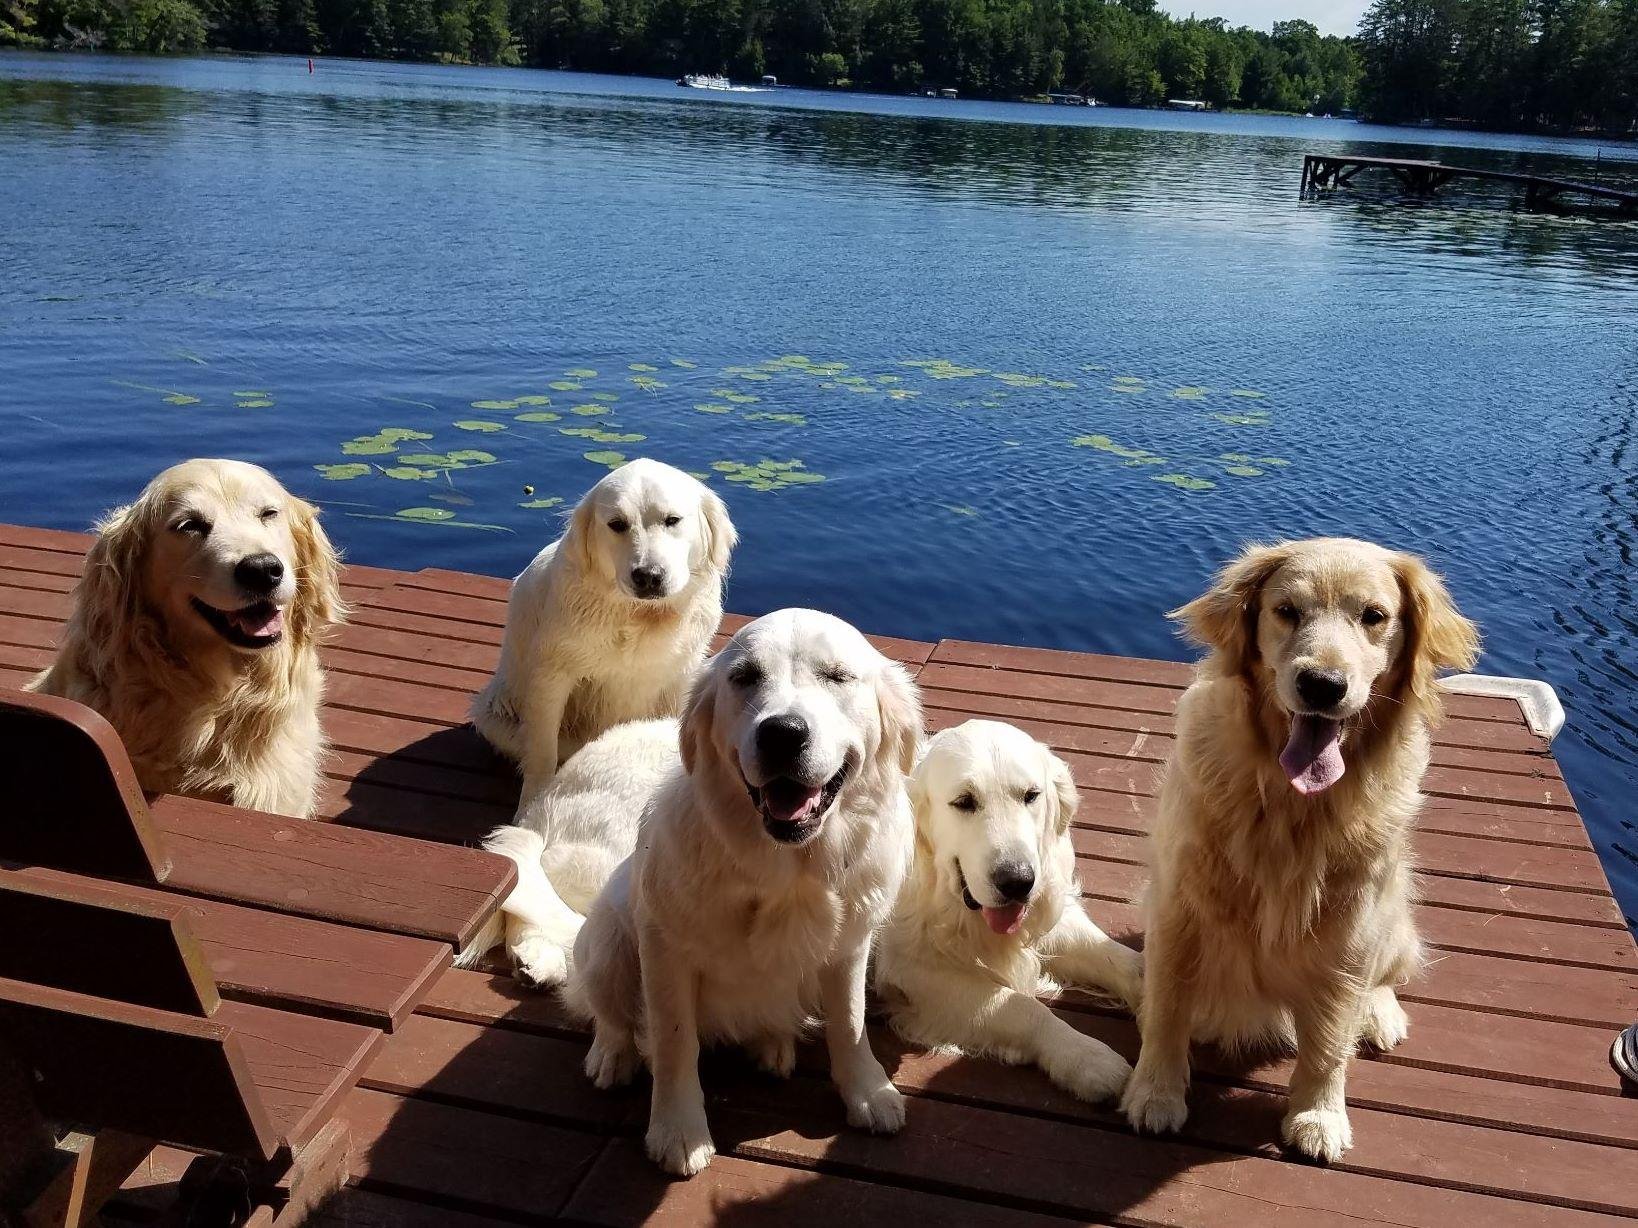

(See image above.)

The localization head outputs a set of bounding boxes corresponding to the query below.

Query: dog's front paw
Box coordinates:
[841,1079,907,1135]
[750,1033,797,1079]
[584,1033,640,1089]
[645,1115,715,1177]
[1359,988,1409,1051]
[1282,1106,1353,1163]
[1050,1036,1132,1103]
[1120,1067,1189,1134]
[509,929,568,989]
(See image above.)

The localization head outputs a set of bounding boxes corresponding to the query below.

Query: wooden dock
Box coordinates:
[1302,153,1638,214]
[2,520,1636,1226]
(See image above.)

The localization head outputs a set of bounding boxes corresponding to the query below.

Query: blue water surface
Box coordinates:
[2,52,1635,925]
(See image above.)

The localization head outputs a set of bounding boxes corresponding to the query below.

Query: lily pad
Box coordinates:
[233,390,269,398]
[694,403,734,414]
[560,427,647,444]
[1154,474,1216,492]
[396,506,456,521]
[519,496,564,509]
[453,420,507,433]
[381,466,438,480]
[549,380,583,392]
[943,504,978,517]
[515,411,563,422]
[710,458,826,492]
[630,376,666,392]
[514,395,553,406]
[670,358,698,369]
[471,399,520,410]
[565,368,598,378]
[571,404,611,416]
[314,463,371,480]
[342,427,434,455]
[1170,386,1209,400]
[628,363,659,372]
[745,412,807,425]
[1071,435,1166,466]
[583,450,627,469]
[235,399,274,408]
[1211,411,1272,426]
[591,392,620,403]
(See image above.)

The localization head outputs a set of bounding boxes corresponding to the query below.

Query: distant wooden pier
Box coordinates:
[1302,153,1638,215]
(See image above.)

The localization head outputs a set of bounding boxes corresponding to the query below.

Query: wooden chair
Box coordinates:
[0,693,372,1228]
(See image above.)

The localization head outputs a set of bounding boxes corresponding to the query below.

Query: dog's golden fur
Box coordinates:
[1121,537,1479,1162]
[29,459,344,818]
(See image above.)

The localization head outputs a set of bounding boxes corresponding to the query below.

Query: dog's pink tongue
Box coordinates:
[231,604,284,638]
[763,779,822,824]
[981,904,1027,935]
[1281,715,1344,795]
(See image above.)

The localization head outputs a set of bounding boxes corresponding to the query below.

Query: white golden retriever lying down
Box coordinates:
[29,458,343,818]
[455,719,677,986]
[470,458,736,798]
[564,609,923,1177]
[1122,537,1479,1162]
[875,720,1142,1103]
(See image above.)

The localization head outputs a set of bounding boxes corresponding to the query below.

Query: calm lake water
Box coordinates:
[2,52,1635,924]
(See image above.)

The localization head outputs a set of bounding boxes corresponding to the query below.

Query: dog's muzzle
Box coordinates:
[745,760,851,846]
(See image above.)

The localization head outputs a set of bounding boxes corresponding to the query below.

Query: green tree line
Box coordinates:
[2,0,1360,112]
[1357,0,1638,131]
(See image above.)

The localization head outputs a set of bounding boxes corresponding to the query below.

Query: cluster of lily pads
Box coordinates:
[112,348,1287,531]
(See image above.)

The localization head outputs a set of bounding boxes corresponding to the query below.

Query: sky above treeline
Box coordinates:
[1158,0,1367,36]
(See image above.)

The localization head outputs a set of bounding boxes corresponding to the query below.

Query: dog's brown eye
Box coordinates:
[663,514,682,528]
[176,518,210,536]
[728,661,763,688]
[259,507,279,521]
[1362,605,1388,627]
[1274,602,1300,624]
[951,794,978,813]
[607,519,629,534]
[1023,788,1042,805]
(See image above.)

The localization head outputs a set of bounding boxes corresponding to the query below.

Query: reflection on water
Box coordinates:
[1,51,1636,924]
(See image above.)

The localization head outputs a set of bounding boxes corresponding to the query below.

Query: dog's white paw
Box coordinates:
[841,1079,907,1135]
[645,1115,715,1177]
[1111,946,1145,1014]
[1282,1106,1353,1163]
[1359,988,1409,1051]
[1051,1037,1132,1103]
[1120,1067,1189,1135]
[750,1033,797,1079]
[584,1033,640,1090]
[509,930,568,990]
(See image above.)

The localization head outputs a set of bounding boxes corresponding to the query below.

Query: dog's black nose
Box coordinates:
[234,553,284,595]
[755,713,809,770]
[630,566,664,598]
[991,861,1036,903]
[1296,668,1348,711]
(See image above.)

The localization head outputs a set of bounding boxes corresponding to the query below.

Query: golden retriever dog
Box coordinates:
[470,459,736,800]
[1121,537,1479,1162]
[564,609,923,1177]
[875,720,1142,1103]
[29,459,343,817]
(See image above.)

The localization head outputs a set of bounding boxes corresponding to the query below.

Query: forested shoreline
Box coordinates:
[2,0,1634,135]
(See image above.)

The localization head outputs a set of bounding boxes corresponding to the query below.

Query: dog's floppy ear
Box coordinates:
[678,663,716,776]
[566,493,600,575]
[1170,541,1295,676]
[288,496,344,649]
[1046,748,1079,836]
[1393,551,1480,724]
[698,487,737,575]
[875,660,924,776]
[73,497,158,657]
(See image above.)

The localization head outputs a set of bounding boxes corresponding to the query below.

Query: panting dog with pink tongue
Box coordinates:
[1123,537,1480,1166]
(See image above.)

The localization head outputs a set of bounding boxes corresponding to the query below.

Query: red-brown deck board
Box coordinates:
[2,522,1634,1226]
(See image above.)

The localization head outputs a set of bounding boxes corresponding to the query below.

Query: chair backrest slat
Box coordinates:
[0,874,219,1016]
[0,690,171,882]
[0,976,277,1160]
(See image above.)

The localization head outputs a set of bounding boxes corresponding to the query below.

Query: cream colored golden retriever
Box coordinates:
[564,609,922,1177]
[1121,537,1479,1162]
[875,720,1142,1103]
[29,459,343,818]
[470,459,736,800]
